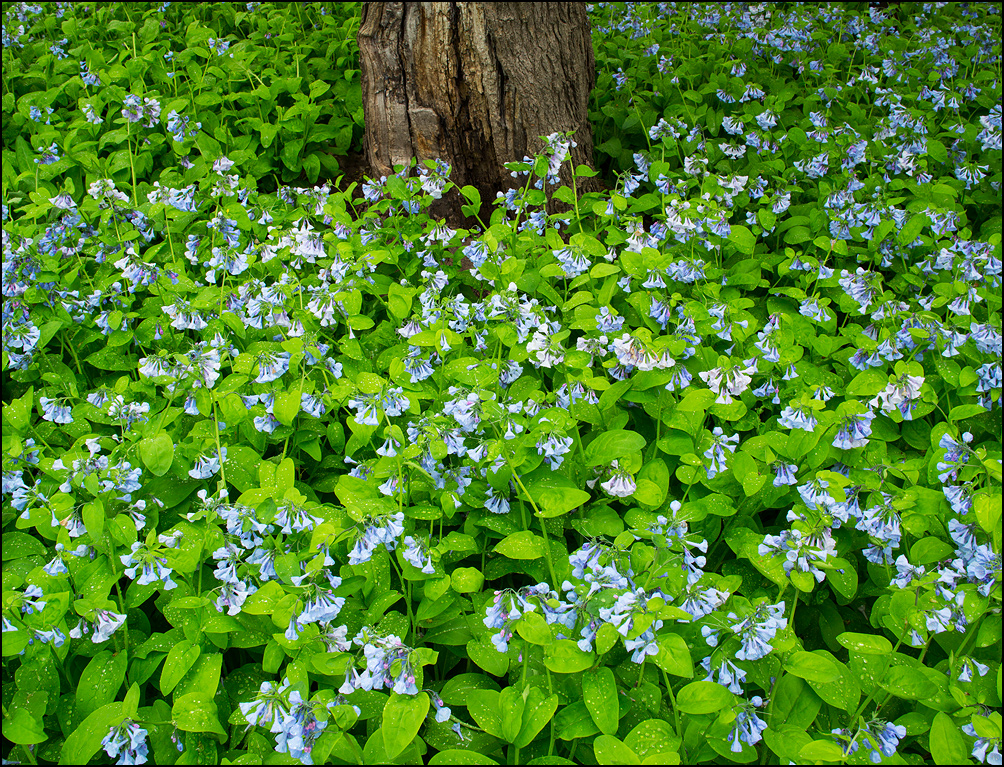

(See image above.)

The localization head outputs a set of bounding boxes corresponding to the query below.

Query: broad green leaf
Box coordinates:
[594,734,641,765]
[382,692,429,759]
[60,702,122,765]
[273,388,302,426]
[804,651,859,712]
[785,651,840,683]
[466,689,504,739]
[555,701,600,740]
[728,224,756,255]
[499,686,525,743]
[653,633,693,678]
[172,692,226,736]
[2,531,47,560]
[585,429,646,466]
[138,431,175,476]
[624,719,681,761]
[175,653,223,699]
[2,708,46,744]
[930,712,970,765]
[543,639,594,674]
[429,750,498,765]
[836,632,892,655]
[466,637,509,677]
[515,688,558,748]
[845,370,888,397]
[76,651,127,722]
[583,666,619,735]
[799,740,844,762]
[494,531,545,559]
[675,681,735,714]
[525,473,592,517]
[880,666,938,700]
[161,640,200,695]
[515,611,551,645]
[451,567,484,593]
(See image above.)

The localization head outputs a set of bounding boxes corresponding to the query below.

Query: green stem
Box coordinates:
[662,668,686,763]
[212,399,227,490]
[389,555,416,642]
[509,469,558,586]
[126,121,138,207]
[847,627,906,725]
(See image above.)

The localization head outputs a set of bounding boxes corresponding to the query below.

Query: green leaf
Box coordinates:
[799,740,844,762]
[83,500,105,541]
[899,212,929,244]
[175,653,223,699]
[2,531,48,560]
[466,690,504,739]
[727,225,756,255]
[653,633,693,678]
[594,734,641,765]
[494,531,545,560]
[76,651,127,722]
[273,387,302,426]
[138,431,175,476]
[59,702,122,765]
[2,707,46,744]
[845,370,888,397]
[240,580,284,615]
[880,666,938,700]
[785,651,840,683]
[499,686,525,743]
[836,632,892,655]
[382,692,429,760]
[804,651,859,713]
[515,688,558,748]
[161,639,200,695]
[515,612,551,646]
[429,750,498,765]
[585,429,646,466]
[675,681,735,714]
[172,692,226,736]
[555,701,600,740]
[543,639,594,674]
[948,404,989,422]
[583,666,619,735]
[467,637,509,677]
[930,712,970,765]
[451,567,484,593]
[524,473,592,517]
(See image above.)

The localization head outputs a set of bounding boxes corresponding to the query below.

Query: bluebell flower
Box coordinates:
[241,680,291,733]
[704,428,739,479]
[702,657,747,694]
[430,692,452,723]
[728,704,768,752]
[962,722,1002,764]
[485,485,511,514]
[120,541,177,590]
[39,396,73,424]
[102,719,149,765]
[891,555,926,588]
[728,601,787,661]
[862,720,908,764]
[833,410,876,449]
[189,447,225,479]
[771,462,798,487]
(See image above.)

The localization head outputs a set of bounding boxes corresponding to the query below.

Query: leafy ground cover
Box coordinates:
[1,2,1002,765]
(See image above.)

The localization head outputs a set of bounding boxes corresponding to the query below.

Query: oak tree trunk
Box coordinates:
[357,2,599,226]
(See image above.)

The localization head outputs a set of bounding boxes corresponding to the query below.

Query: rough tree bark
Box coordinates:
[357,2,600,226]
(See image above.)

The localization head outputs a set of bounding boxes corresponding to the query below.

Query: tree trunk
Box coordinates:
[357,2,599,227]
